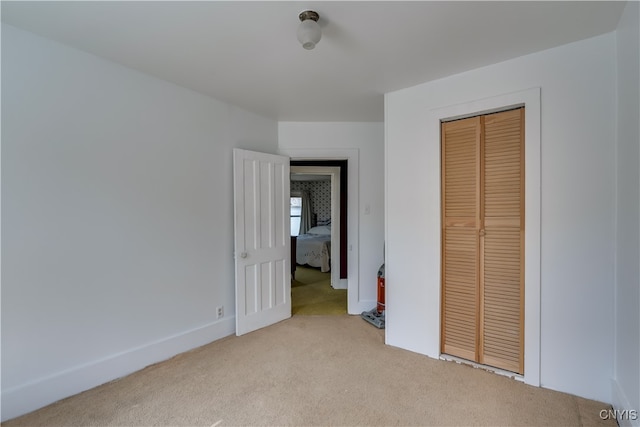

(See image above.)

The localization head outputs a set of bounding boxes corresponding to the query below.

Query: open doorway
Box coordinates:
[290,162,347,314]
[290,160,348,282]
[279,148,361,315]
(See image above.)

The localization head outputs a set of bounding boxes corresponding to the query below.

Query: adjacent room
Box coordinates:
[290,169,347,315]
[2,1,638,425]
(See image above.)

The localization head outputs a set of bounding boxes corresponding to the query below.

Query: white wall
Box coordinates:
[614,2,640,425]
[1,25,278,421]
[385,33,617,402]
[278,122,385,314]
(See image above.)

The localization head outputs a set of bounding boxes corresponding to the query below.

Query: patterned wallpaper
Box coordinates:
[291,180,331,224]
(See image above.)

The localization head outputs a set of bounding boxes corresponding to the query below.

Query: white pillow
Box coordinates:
[307,225,331,235]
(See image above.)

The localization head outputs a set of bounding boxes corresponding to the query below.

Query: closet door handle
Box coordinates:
[479,229,486,237]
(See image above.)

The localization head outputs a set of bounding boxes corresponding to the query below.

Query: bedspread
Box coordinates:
[296,234,331,272]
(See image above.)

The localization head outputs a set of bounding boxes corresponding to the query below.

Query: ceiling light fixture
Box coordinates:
[297,10,321,50]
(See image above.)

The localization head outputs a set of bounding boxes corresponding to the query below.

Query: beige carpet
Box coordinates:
[4,315,614,426]
[292,266,346,315]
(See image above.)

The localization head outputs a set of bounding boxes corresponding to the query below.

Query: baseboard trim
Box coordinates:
[332,278,348,290]
[612,378,640,427]
[349,299,376,315]
[1,317,235,422]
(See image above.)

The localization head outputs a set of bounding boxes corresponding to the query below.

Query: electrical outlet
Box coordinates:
[216,306,224,319]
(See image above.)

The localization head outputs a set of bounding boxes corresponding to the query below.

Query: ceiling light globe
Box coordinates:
[297,19,321,50]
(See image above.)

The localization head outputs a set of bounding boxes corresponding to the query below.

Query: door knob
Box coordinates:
[240,252,248,258]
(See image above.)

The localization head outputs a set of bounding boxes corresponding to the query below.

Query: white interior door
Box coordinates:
[233,149,291,336]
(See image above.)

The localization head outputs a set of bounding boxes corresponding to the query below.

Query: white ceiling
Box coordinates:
[1,1,625,122]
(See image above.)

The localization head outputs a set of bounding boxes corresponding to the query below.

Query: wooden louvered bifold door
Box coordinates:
[441,116,481,362]
[480,108,524,374]
[441,108,524,375]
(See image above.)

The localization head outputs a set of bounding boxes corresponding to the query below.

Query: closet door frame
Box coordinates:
[430,88,541,386]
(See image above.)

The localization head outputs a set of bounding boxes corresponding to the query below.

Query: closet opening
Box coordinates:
[440,107,525,375]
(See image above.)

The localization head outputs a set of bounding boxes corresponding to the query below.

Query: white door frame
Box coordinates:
[428,87,541,386]
[279,148,365,315]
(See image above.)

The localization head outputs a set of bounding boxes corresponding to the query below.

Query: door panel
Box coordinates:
[441,117,481,361]
[234,149,291,336]
[481,225,522,373]
[442,227,478,361]
[480,108,524,374]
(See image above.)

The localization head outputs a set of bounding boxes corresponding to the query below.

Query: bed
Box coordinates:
[296,225,331,272]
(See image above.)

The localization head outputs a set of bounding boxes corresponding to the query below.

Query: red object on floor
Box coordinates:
[377,276,385,314]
